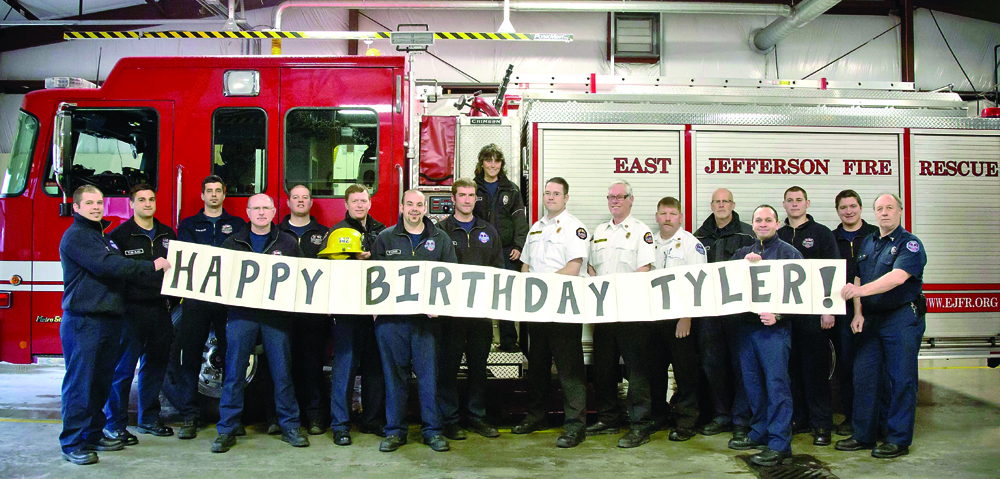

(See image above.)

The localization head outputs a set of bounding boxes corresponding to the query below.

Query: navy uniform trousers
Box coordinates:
[852,304,925,446]
[592,322,654,428]
[375,315,442,439]
[739,320,793,453]
[291,314,327,426]
[699,315,751,427]
[104,301,173,430]
[438,316,493,426]
[789,315,834,430]
[164,299,229,422]
[217,314,300,434]
[330,315,386,432]
[60,312,123,454]
[523,322,587,432]
[650,319,701,430]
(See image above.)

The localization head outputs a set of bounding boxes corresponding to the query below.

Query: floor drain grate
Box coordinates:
[739,454,840,479]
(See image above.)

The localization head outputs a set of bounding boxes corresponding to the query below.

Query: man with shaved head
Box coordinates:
[371,189,458,453]
[212,193,309,453]
[693,188,756,439]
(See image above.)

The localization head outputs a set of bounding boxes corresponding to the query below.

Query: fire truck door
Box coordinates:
[278,67,398,229]
[31,101,174,356]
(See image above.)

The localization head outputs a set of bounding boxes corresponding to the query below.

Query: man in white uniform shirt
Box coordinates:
[586,179,657,448]
[512,177,589,449]
[650,197,705,442]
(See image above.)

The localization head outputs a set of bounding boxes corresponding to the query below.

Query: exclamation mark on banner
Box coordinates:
[819,266,836,308]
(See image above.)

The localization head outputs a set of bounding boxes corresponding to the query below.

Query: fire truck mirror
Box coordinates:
[52,106,73,179]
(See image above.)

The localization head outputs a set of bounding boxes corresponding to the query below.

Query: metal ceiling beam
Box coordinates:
[901,0,915,83]
[2,0,41,20]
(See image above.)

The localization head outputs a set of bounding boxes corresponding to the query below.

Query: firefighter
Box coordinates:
[586,179,656,448]
[649,197,704,442]
[436,178,505,440]
[830,189,879,437]
[277,184,330,435]
[692,188,755,438]
[327,184,387,446]
[472,144,529,352]
[777,186,839,447]
[727,205,801,467]
[371,189,457,453]
[836,193,926,459]
[512,177,589,449]
[103,184,177,446]
[166,175,245,439]
[58,185,171,465]
[212,194,309,453]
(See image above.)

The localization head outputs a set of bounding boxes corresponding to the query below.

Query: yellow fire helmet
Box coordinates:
[318,228,365,260]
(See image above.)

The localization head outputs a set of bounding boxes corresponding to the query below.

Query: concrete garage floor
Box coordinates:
[0,359,997,479]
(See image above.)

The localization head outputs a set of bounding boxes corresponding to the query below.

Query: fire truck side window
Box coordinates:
[44,108,159,197]
[212,108,267,196]
[0,111,39,197]
[284,108,379,197]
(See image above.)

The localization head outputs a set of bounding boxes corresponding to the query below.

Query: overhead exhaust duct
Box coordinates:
[273,1,791,31]
[750,0,842,54]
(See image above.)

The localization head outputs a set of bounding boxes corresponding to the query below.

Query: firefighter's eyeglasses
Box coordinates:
[607,194,630,202]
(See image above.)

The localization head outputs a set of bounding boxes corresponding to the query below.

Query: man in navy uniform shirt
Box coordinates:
[103,184,177,445]
[836,194,926,459]
[777,186,839,446]
[371,189,458,453]
[830,189,879,436]
[167,175,245,439]
[436,178,505,440]
[727,205,801,467]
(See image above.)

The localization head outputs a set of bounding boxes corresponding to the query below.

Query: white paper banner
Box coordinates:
[162,241,846,321]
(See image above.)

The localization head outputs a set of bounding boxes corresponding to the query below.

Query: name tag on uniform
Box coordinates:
[124,249,143,256]
[528,231,542,235]
[593,238,607,244]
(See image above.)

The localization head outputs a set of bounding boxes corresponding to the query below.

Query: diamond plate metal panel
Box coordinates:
[456,123,515,180]
[522,99,1000,130]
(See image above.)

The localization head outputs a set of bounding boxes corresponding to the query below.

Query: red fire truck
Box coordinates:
[2,57,999,372]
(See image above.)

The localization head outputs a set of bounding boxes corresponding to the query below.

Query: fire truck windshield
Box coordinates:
[43,108,159,197]
[0,111,39,197]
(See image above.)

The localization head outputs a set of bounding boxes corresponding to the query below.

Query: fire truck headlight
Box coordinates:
[224,70,260,97]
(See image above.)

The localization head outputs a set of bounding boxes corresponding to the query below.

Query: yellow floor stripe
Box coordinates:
[0,417,61,424]
[920,366,993,370]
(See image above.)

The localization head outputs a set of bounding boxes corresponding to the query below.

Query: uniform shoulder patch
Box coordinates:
[643,232,653,244]
[221,224,233,234]
[162,238,170,249]
[109,240,119,250]
[905,240,920,253]
[426,239,436,251]
[576,227,587,240]
[802,238,814,248]
[695,243,706,255]
[310,234,324,245]
[478,231,490,243]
